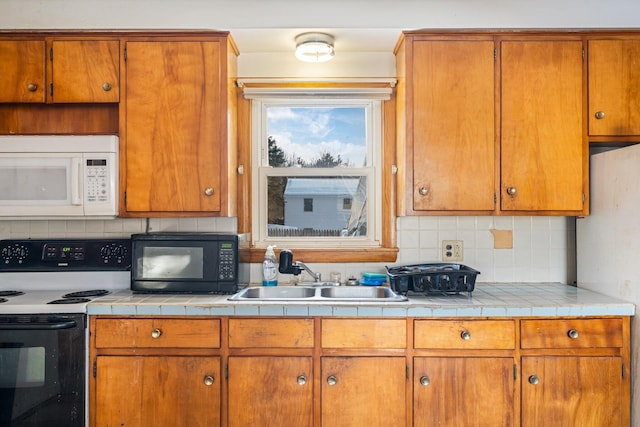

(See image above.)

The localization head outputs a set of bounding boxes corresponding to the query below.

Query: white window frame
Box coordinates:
[247,89,389,249]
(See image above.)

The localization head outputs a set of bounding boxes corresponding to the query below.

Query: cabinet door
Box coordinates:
[51,40,119,103]
[124,41,222,213]
[228,356,313,427]
[521,356,623,427]
[414,357,514,427]
[588,39,640,136]
[501,40,584,212]
[0,40,45,102]
[411,40,495,211]
[95,355,220,427]
[321,357,406,427]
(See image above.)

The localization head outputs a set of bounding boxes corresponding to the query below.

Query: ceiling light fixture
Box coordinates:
[295,32,335,63]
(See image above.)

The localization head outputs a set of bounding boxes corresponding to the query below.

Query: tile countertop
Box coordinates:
[87,283,635,318]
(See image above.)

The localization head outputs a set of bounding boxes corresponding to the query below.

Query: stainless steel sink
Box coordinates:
[319,286,403,300]
[228,286,407,302]
[231,286,316,300]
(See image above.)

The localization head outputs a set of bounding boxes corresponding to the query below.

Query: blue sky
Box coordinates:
[267,106,366,167]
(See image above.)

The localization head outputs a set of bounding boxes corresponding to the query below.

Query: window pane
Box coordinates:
[267,107,366,168]
[267,176,367,237]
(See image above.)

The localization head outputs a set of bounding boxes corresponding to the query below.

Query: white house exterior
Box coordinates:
[283,178,358,231]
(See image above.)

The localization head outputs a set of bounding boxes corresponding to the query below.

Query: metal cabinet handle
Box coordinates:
[506,187,517,196]
[567,329,579,339]
[151,328,162,339]
[460,330,471,340]
[327,375,337,386]
[204,187,214,196]
[297,375,307,386]
[102,82,112,91]
[418,186,429,196]
[595,111,605,120]
[203,375,215,386]
[419,376,430,386]
[27,83,38,92]
[528,375,540,385]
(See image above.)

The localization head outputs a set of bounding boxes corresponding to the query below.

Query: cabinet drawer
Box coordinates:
[414,320,515,350]
[229,318,314,348]
[321,318,406,349]
[94,318,220,349]
[520,318,623,349]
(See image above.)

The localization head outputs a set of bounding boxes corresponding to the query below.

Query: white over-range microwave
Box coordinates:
[0,135,118,219]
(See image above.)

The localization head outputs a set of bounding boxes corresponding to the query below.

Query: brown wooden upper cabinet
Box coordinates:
[403,38,496,213]
[121,36,238,217]
[588,38,640,138]
[0,39,119,103]
[396,32,587,216]
[500,39,585,213]
[50,40,119,103]
[0,40,46,102]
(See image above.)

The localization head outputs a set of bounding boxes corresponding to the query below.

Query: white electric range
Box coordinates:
[0,238,131,427]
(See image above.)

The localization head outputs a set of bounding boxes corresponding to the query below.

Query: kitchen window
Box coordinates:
[239,82,398,262]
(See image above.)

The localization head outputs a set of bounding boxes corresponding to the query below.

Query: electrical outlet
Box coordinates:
[442,240,463,262]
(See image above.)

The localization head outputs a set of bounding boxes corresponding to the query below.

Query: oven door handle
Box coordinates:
[0,319,77,330]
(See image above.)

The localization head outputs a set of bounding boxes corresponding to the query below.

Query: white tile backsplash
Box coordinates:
[0,215,575,285]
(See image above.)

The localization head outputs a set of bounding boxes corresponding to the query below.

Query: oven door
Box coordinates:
[0,314,85,427]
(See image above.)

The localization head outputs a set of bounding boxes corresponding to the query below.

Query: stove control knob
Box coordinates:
[151,328,162,339]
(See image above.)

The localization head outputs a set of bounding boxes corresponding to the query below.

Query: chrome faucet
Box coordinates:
[294,261,321,282]
[278,249,321,282]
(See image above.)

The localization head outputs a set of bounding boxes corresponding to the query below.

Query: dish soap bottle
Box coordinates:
[262,245,278,286]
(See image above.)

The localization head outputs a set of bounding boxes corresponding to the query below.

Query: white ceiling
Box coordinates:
[3,0,640,56]
[230,28,403,54]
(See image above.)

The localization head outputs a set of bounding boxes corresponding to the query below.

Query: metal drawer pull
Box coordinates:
[297,375,307,386]
[27,83,38,92]
[204,187,214,196]
[327,375,338,386]
[506,186,517,196]
[460,330,471,340]
[595,111,605,119]
[567,329,579,339]
[151,328,162,339]
[418,186,429,196]
[203,375,215,386]
[102,82,112,91]
[419,376,430,386]
[528,375,539,385]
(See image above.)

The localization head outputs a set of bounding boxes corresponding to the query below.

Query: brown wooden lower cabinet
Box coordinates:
[521,356,623,427]
[227,356,313,427]
[95,355,221,427]
[321,356,407,427]
[413,357,514,427]
[90,315,630,427]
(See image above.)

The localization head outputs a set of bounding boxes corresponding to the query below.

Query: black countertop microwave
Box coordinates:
[131,233,239,294]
